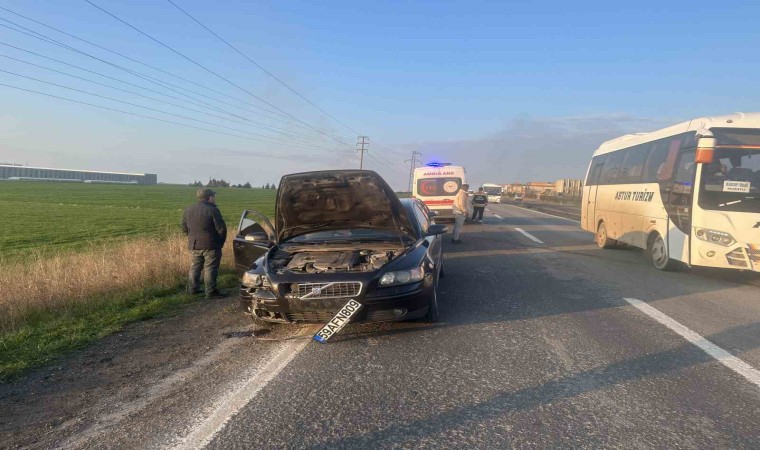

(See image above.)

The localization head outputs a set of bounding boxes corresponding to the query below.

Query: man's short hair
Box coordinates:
[462,183,470,189]
[196,188,217,200]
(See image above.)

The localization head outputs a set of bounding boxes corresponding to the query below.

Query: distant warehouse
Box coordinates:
[0,164,157,185]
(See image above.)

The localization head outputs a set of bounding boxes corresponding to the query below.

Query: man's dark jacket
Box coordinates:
[182,201,227,250]
[472,193,488,207]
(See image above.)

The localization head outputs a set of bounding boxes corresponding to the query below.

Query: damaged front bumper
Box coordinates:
[239,281,432,324]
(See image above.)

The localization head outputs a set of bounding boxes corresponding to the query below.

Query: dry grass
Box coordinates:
[0,233,235,333]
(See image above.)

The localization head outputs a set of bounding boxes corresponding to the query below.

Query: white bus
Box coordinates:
[482,183,504,203]
[581,112,760,271]
[412,163,467,219]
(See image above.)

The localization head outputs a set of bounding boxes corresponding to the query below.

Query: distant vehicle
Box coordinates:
[234,170,448,324]
[482,183,503,203]
[581,112,760,271]
[412,163,467,220]
[514,194,523,202]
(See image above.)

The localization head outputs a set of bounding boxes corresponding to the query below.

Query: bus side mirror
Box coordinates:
[696,136,716,164]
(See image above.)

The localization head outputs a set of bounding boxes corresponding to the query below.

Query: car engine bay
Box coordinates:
[270,248,403,274]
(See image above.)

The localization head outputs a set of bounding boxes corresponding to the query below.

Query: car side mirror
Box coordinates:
[428,210,439,217]
[244,232,270,243]
[427,224,448,236]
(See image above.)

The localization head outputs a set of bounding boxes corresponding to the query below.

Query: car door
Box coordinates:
[413,202,442,268]
[233,210,275,275]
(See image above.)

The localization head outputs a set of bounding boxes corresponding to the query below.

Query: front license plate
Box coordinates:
[313,299,363,343]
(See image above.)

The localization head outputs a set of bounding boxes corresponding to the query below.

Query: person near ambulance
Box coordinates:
[471,187,488,222]
[451,183,470,244]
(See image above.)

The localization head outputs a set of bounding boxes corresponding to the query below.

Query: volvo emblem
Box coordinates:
[311,287,322,295]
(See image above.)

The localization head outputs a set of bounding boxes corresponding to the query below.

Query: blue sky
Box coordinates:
[1,0,759,189]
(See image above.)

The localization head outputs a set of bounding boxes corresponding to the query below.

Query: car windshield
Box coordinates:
[698,148,760,212]
[288,228,400,242]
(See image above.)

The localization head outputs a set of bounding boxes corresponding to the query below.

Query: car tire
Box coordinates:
[596,221,617,249]
[647,233,679,271]
[424,288,440,323]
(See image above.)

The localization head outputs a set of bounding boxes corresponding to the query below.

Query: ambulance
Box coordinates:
[412,163,467,219]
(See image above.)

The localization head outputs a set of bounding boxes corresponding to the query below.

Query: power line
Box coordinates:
[0,52,350,149]
[0,40,242,122]
[84,0,352,147]
[164,0,363,137]
[0,39,350,150]
[0,18,327,137]
[0,41,354,146]
[0,69,347,154]
[0,81,298,150]
[0,8,355,141]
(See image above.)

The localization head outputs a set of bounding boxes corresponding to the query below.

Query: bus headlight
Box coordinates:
[695,228,735,247]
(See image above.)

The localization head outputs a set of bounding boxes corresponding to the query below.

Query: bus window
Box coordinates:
[643,140,671,182]
[619,145,650,183]
[586,156,605,185]
[600,152,623,184]
[656,139,683,182]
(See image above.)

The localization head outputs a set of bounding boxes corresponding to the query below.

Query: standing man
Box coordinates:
[471,187,488,223]
[451,183,470,244]
[182,189,227,298]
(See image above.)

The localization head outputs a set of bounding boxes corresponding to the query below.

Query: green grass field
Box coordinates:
[0,181,277,263]
[0,181,276,379]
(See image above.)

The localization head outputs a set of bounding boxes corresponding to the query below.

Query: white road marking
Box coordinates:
[59,330,254,449]
[624,298,760,389]
[494,214,503,219]
[173,331,312,449]
[514,227,544,244]
[503,203,581,224]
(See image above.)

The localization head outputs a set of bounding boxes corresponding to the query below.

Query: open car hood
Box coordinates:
[275,170,415,242]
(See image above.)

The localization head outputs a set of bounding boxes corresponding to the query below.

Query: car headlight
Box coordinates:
[694,228,735,247]
[242,271,265,287]
[379,267,424,286]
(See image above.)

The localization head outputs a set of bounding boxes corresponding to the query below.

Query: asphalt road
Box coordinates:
[3,204,760,449]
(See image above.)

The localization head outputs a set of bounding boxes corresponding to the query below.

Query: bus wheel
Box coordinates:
[596,222,617,249]
[648,233,678,271]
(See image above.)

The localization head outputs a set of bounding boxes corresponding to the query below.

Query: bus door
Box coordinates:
[584,160,605,231]
[665,148,697,263]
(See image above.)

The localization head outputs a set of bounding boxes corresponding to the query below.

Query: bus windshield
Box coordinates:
[698,148,760,212]
[483,186,503,196]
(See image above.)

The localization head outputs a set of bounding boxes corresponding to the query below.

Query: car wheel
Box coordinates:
[424,287,440,323]
[648,233,679,271]
[596,221,617,249]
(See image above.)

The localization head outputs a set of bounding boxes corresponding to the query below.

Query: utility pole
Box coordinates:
[405,151,422,192]
[356,136,369,169]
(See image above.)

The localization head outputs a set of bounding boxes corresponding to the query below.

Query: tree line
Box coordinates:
[189,179,277,189]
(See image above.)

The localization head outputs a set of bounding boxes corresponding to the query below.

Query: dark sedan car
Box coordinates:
[233,170,447,325]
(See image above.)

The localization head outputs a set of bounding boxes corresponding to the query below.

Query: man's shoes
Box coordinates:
[205,289,228,299]
[188,288,203,295]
